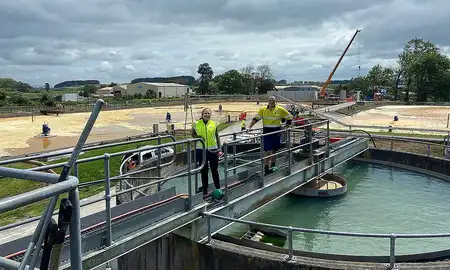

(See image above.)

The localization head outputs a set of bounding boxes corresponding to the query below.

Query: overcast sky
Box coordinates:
[1,0,449,86]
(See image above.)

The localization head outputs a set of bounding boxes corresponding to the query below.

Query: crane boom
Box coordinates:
[319,29,361,97]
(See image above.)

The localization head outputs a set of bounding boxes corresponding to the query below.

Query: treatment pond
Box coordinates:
[221,161,450,256]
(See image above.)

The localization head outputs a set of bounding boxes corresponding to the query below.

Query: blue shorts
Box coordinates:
[263,127,281,151]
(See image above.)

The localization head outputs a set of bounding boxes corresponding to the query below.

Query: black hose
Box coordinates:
[349,129,377,148]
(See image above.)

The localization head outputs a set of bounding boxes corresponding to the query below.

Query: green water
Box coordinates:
[222,161,450,256]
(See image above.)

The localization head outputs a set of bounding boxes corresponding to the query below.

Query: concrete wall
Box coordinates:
[267,90,318,101]
[359,148,450,179]
[119,234,344,270]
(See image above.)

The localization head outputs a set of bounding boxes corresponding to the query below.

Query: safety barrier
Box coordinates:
[0,99,106,270]
[0,99,210,269]
[202,212,450,269]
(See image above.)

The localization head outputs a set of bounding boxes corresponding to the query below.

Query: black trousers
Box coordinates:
[196,149,220,194]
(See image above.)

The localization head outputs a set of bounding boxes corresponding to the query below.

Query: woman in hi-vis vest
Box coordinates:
[192,108,221,196]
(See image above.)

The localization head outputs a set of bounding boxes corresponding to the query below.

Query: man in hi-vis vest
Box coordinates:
[248,96,293,175]
[192,108,221,195]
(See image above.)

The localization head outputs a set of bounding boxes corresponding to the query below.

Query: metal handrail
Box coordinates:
[0,139,207,233]
[0,100,106,270]
[202,212,450,269]
[276,95,450,135]
[0,135,177,166]
[219,119,332,203]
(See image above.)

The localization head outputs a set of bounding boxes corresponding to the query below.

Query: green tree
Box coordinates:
[216,70,244,94]
[365,64,395,97]
[145,89,157,99]
[81,84,97,97]
[398,38,450,102]
[0,91,6,101]
[0,78,18,90]
[257,79,275,94]
[40,93,55,107]
[197,63,214,95]
[240,65,257,94]
[10,94,31,106]
[45,83,50,91]
[15,81,33,92]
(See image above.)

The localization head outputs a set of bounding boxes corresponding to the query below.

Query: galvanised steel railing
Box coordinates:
[220,119,331,204]
[0,99,106,270]
[276,95,450,136]
[0,100,210,269]
[202,212,450,269]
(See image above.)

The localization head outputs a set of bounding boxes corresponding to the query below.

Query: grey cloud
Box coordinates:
[0,0,449,85]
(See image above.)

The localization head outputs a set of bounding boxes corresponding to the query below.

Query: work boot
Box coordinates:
[270,165,279,173]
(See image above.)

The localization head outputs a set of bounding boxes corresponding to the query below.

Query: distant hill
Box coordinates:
[54,80,100,89]
[131,76,195,86]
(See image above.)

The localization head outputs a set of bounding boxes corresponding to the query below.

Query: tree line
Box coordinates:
[196,63,277,95]
[195,38,450,102]
[347,38,450,102]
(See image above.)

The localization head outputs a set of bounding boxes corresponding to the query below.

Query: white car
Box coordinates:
[120,146,175,172]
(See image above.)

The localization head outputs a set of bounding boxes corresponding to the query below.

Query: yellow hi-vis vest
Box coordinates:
[192,119,218,150]
[255,105,293,128]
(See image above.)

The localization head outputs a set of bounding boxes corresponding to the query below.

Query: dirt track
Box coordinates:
[328,105,450,133]
[0,102,269,157]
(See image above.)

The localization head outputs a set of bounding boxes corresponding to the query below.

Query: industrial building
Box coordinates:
[274,85,322,91]
[97,85,125,97]
[268,85,329,101]
[61,93,83,102]
[121,82,190,98]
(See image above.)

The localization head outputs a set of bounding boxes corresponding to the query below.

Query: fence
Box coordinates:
[202,212,450,269]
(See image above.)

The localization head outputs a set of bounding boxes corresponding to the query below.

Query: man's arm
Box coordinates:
[248,108,263,129]
[279,107,293,126]
[248,119,258,129]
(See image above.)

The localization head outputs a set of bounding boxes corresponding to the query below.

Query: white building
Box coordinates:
[62,93,81,102]
[124,82,190,98]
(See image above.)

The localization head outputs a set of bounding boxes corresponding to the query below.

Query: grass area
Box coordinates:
[373,138,445,158]
[0,122,233,226]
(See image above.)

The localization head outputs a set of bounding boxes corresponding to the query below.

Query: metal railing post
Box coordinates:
[288,226,293,260]
[73,163,79,178]
[389,233,396,269]
[308,124,313,165]
[232,132,237,175]
[207,214,212,243]
[390,136,394,151]
[157,136,162,192]
[326,121,330,158]
[224,143,229,204]
[260,134,265,187]
[187,140,192,210]
[104,154,112,247]
[287,129,291,175]
[194,147,198,193]
[69,188,82,270]
[427,144,431,157]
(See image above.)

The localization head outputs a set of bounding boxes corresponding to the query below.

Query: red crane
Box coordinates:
[319,29,361,98]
